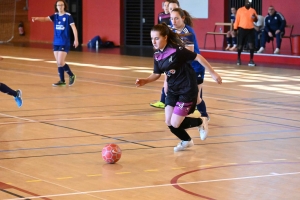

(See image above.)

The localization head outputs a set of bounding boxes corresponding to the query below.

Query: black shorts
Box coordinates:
[165,92,197,115]
[238,28,255,46]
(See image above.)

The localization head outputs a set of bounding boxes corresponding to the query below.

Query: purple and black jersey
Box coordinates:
[49,12,74,46]
[158,12,170,25]
[153,44,198,96]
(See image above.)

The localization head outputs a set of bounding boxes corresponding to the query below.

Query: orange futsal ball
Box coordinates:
[102,143,122,164]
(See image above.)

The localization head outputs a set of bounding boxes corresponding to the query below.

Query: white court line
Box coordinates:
[4,170,300,200]
[0,68,300,111]
[0,165,106,200]
[1,59,300,98]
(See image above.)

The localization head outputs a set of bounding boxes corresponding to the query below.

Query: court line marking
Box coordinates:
[3,171,300,200]
[0,165,106,200]
[1,61,300,99]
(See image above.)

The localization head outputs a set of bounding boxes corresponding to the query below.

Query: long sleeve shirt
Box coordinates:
[264,11,286,33]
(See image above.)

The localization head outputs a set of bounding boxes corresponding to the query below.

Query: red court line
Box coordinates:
[170,161,300,199]
[0,182,51,200]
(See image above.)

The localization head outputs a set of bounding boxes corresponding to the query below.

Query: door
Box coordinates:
[124,0,154,46]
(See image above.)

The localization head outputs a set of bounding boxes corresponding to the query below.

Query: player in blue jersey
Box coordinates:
[32,0,78,87]
[136,23,222,152]
[170,8,211,140]
[0,57,23,107]
[225,7,237,51]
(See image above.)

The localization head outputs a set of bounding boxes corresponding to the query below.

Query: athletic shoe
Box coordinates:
[150,101,165,109]
[52,81,66,87]
[14,90,23,108]
[248,60,256,67]
[237,58,241,66]
[69,75,76,86]
[199,117,209,140]
[274,48,280,54]
[174,140,194,152]
[257,47,264,53]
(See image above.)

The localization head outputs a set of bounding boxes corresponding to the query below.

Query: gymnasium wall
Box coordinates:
[28,0,299,52]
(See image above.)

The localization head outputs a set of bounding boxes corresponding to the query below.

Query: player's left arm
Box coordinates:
[70,23,79,48]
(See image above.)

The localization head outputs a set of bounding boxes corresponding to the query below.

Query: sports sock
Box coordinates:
[63,63,74,76]
[179,117,202,129]
[58,67,65,82]
[160,87,166,103]
[168,126,191,141]
[197,100,208,117]
[0,83,17,97]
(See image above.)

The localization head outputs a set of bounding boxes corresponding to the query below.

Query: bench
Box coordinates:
[270,24,294,53]
[204,22,232,49]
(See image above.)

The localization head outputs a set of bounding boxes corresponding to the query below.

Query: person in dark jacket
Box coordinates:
[257,6,286,54]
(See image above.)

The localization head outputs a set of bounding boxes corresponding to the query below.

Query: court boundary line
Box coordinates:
[3,166,300,200]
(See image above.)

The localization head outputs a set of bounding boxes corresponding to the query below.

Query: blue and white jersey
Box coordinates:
[230,13,236,23]
[172,24,204,73]
[49,12,74,46]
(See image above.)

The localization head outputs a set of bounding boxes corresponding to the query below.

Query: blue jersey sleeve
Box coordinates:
[49,14,56,22]
[68,15,74,25]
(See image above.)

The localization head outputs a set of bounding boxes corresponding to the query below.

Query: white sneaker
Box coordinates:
[257,47,264,53]
[199,117,209,140]
[274,48,280,54]
[174,140,194,152]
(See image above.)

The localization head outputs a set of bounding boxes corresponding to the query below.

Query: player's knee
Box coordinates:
[171,121,180,128]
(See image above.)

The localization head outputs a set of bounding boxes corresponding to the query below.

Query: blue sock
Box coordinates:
[0,83,17,97]
[232,37,237,46]
[63,63,74,76]
[197,100,208,117]
[197,89,208,117]
[160,87,166,103]
[58,67,65,82]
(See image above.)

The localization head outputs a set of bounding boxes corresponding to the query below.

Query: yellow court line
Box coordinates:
[171,167,186,170]
[115,172,131,175]
[198,165,212,168]
[26,180,42,183]
[224,163,238,165]
[144,169,159,172]
[56,177,73,180]
[87,174,102,177]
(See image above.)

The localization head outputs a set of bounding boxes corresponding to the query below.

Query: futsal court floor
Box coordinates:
[0,44,300,200]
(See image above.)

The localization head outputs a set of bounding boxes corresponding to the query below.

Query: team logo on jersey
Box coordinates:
[275,17,277,20]
[63,17,66,21]
[56,25,65,30]
[268,20,270,23]
[58,21,61,24]
[169,69,176,74]
[169,56,173,63]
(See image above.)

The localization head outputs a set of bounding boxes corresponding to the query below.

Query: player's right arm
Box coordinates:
[32,17,51,22]
[135,73,161,87]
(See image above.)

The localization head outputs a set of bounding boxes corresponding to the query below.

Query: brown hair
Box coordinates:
[171,8,193,27]
[168,0,180,7]
[54,0,68,12]
[151,23,184,47]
